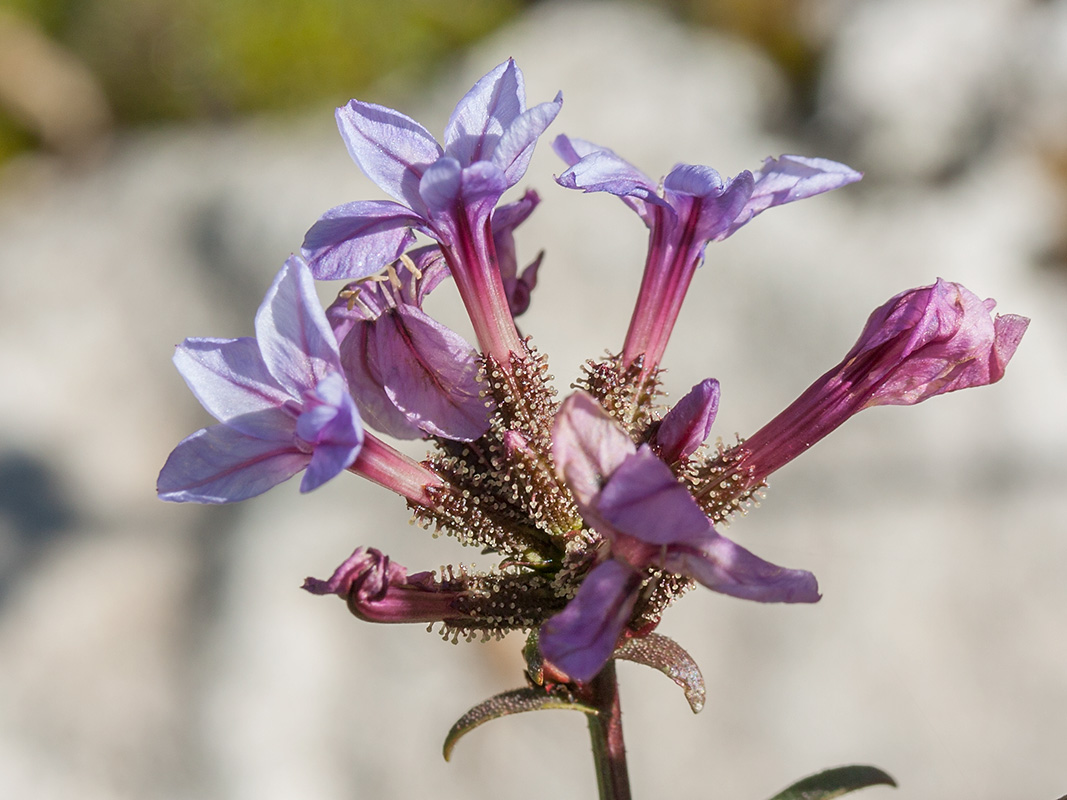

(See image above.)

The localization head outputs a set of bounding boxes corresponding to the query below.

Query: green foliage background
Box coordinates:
[1,0,818,161]
[0,0,523,158]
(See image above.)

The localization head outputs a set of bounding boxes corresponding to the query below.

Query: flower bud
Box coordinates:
[303,547,467,624]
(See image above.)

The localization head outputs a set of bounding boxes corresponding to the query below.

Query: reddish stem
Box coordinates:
[585,662,632,800]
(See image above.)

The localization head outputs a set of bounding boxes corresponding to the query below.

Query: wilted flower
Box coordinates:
[304,547,469,624]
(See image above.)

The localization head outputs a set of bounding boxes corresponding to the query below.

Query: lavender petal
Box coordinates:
[157,423,308,503]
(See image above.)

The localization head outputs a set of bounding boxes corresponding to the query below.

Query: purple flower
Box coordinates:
[553,135,861,375]
[325,247,491,441]
[157,256,363,502]
[303,59,562,363]
[540,392,819,682]
[707,279,1030,500]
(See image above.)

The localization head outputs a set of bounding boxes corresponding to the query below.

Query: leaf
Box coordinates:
[767,765,897,800]
[612,632,706,713]
[442,687,597,761]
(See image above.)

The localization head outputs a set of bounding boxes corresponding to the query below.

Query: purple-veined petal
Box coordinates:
[539,559,643,683]
[552,134,609,167]
[339,322,425,439]
[662,534,821,604]
[492,93,563,188]
[716,154,862,241]
[654,378,720,462]
[173,337,291,429]
[302,200,422,281]
[255,257,342,396]
[665,166,755,245]
[596,445,711,546]
[157,423,308,503]
[552,391,636,512]
[371,305,491,441]
[445,59,525,167]
[555,148,664,207]
[336,100,443,210]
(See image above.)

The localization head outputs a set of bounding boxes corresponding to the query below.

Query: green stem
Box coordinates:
[585,662,632,800]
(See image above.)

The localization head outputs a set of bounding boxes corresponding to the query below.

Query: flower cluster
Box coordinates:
[159,60,1028,693]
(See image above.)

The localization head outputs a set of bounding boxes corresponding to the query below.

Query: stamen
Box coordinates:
[339,286,361,311]
[385,261,403,290]
[399,251,422,280]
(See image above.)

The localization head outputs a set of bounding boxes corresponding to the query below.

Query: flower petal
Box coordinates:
[662,534,821,604]
[653,378,720,462]
[492,189,541,315]
[552,391,636,512]
[302,200,422,281]
[418,156,463,216]
[552,134,611,167]
[505,251,542,317]
[338,322,425,439]
[157,423,308,503]
[336,99,443,210]
[539,559,643,683]
[371,305,491,441]
[492,93,563,188]
[664,165,755,244]
[173,337,290,430]
[554,138,664,214]
[864,279,1030,406]
[445,59,525,167]
[716,155,862,241]
[302,439,361,493]
[491,188,540,234]
[302,547,401,597]
[294,373,364,472]
[420,160,510,236]
[596,445,711,545]
[255,257,343,396]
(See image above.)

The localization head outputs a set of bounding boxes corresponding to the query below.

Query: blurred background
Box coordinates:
[1,0,1066,798]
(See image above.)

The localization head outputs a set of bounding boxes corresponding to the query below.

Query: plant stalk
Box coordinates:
[585,661,632,800]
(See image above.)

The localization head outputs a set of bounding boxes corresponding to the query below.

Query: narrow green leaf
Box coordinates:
[443,687,597,761]
[767,765,897,800]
